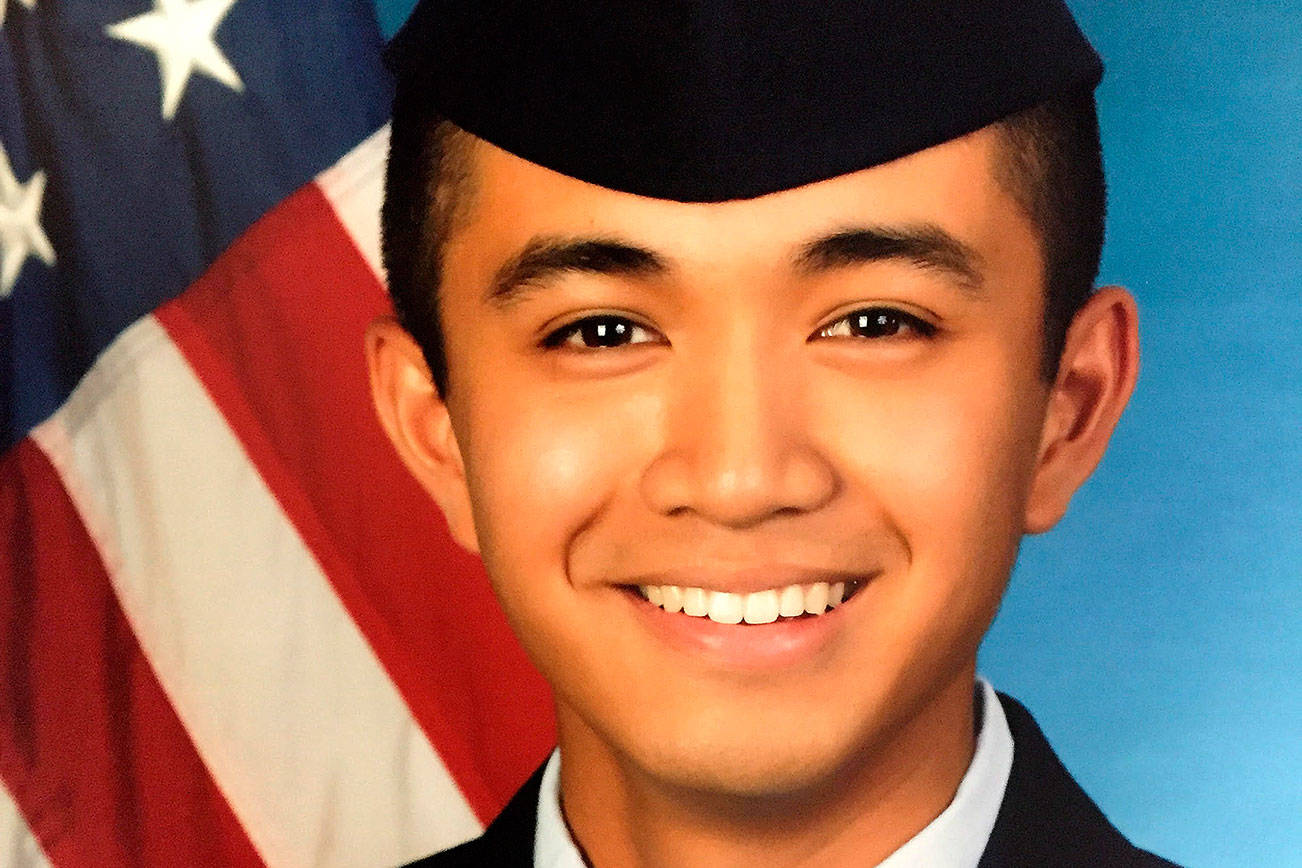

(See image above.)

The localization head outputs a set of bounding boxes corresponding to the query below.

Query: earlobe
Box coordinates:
[1024,286,1140,534]
[364,317,481,553]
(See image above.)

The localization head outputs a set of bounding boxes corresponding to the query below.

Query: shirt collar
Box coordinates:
[534,677,1013,868]
[876,678,1014,868]
[533,737,585,868]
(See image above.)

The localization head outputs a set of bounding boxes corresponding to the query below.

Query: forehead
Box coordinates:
[441,126,1038,288]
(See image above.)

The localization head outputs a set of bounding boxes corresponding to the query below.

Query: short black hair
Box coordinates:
[992,92,1108,381]
[382,86,1106,396]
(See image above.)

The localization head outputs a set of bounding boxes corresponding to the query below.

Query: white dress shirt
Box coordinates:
[534,677,1014,868]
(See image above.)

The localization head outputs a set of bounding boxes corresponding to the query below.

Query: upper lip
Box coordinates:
[619,565,876,595]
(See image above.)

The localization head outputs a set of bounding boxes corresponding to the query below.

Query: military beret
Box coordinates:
[384,0,1102,202]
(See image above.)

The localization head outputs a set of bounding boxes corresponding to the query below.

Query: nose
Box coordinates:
[639,333,838,528]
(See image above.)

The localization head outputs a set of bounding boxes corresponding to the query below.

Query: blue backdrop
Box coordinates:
[372,2,1302,865]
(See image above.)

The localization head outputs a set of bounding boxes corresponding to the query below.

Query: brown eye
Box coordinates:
[816,307,936,340]
[543,315,660,349]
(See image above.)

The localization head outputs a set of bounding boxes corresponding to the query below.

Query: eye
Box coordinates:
[814,307,937,341]
[542,314,662,350]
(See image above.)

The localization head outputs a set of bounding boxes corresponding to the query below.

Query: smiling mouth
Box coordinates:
[633,580,865,625]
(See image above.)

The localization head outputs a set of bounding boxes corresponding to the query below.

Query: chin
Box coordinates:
[626,709,873,805]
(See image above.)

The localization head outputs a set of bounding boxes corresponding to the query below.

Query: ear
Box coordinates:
[365,316,480,553]
[1024,286,1140,534]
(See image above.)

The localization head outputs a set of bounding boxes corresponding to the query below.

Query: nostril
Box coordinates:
[638,434,839,526]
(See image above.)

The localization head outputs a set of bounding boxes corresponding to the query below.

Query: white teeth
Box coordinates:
[639,580,856,621]
[804,582,829,615]
[778,584,805,617]
[742,590,780,624]
[682,587,709,616]
[828,581,845,608]
[707,591,744,624]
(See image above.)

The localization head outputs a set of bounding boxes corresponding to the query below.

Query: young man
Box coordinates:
[368,1,1178,865]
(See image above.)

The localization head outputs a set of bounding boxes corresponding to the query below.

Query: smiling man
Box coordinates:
[367,1,1177,866]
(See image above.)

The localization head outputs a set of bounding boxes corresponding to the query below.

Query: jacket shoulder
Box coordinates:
[399,761,546,867]
[400,837,474,867]
[401,835,494,868]
[980,693,1181,868]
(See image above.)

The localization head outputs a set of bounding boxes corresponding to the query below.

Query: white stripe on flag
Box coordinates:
[31,316,481,868]
[318,124,389,282]
[0,780,51,868]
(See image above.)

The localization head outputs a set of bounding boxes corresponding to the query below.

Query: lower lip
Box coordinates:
[624,589,855,671]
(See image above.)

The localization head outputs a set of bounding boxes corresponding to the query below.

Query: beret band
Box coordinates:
[385,0,1102,202]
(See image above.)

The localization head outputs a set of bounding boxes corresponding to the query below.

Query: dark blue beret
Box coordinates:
[384,0,1102,202]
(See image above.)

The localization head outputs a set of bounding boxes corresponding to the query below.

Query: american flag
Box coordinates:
[0,1,555,864]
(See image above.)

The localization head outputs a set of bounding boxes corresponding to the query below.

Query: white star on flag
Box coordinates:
[0,140,56,299]
[106,0,245,121]
[0,0,39,33]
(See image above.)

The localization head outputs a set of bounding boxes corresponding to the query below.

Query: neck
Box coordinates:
[556,666,979,868]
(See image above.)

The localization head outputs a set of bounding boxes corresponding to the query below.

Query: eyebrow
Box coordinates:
[487,236,670,306]
[794,224,985,291]
[487,223,983,306]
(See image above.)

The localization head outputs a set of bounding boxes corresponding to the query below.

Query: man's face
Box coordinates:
[429,128,1053,798]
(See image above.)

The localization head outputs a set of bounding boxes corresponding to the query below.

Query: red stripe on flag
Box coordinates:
[0,440,265,867]
[155,184,554,825]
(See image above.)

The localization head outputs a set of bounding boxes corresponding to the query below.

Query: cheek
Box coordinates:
[817,348,1044,604]
[454,382,661,603]
[451,382,673,724]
